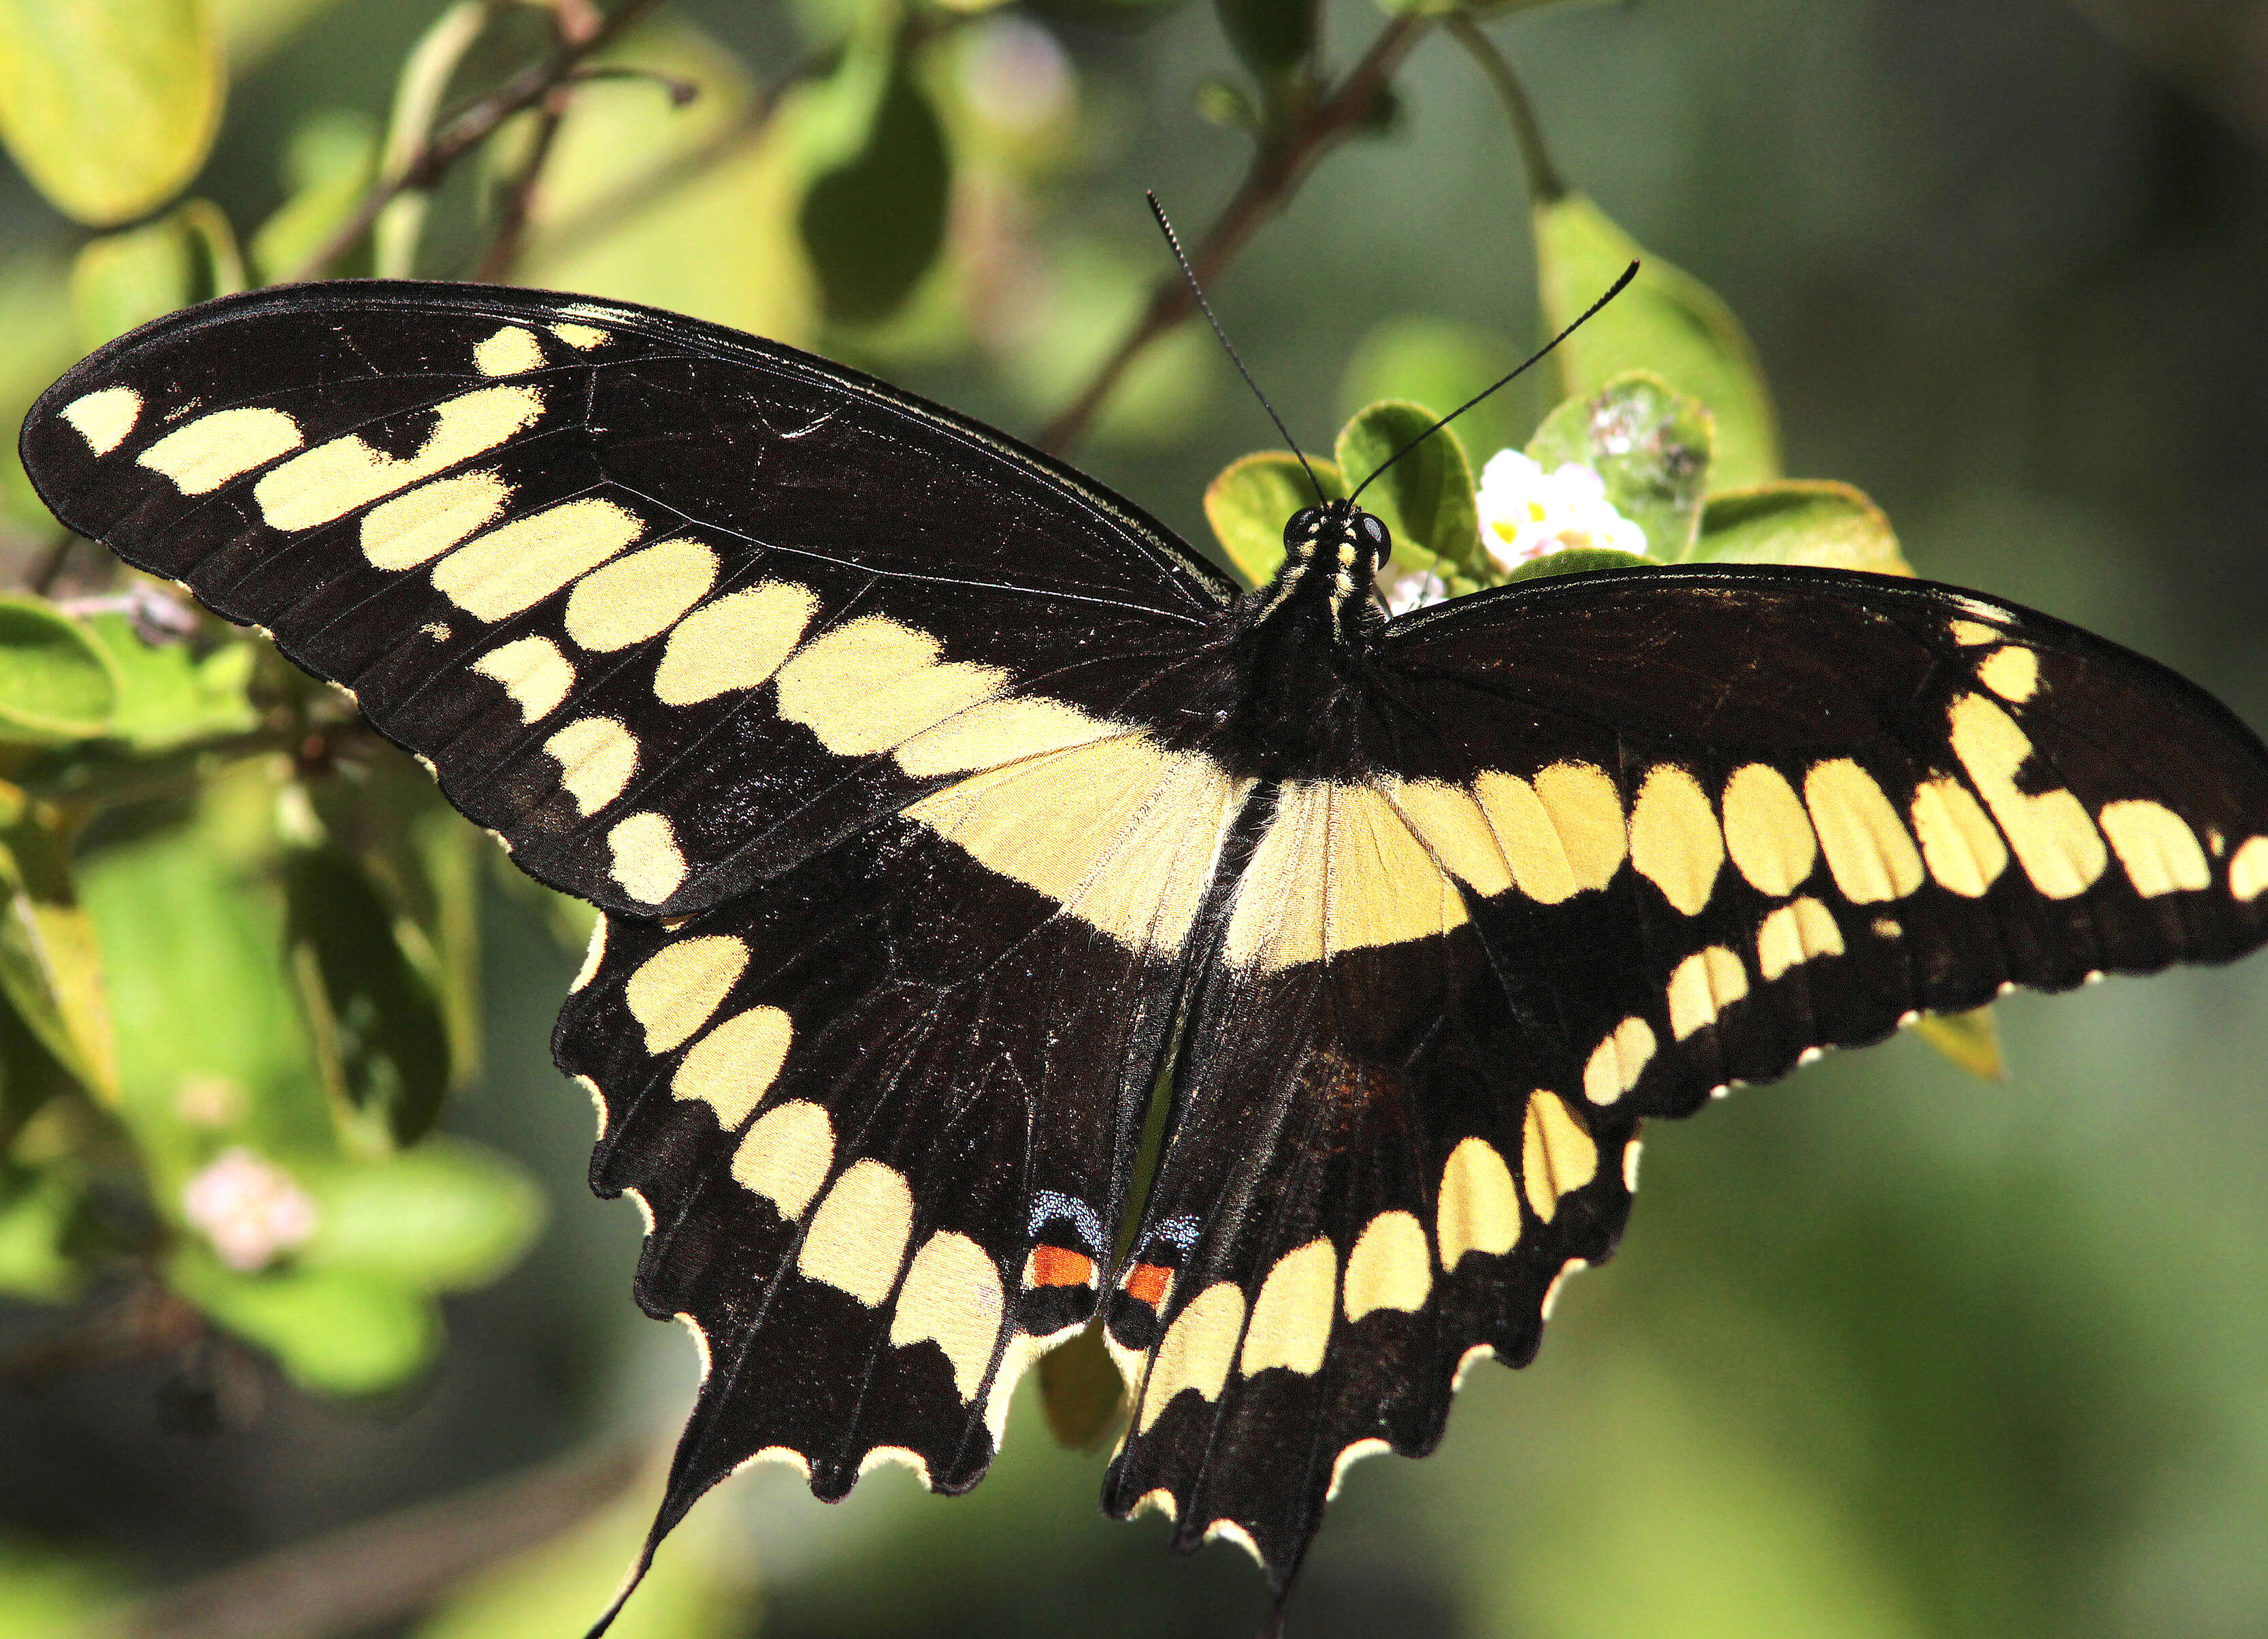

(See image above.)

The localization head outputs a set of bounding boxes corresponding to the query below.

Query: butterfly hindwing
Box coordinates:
[21,283,1236,919]
[1100,565,2268,1580]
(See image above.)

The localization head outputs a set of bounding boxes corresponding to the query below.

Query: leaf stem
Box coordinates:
[1034,13,1430,457]
[286,0,666,284]
[1445,14,1563,206]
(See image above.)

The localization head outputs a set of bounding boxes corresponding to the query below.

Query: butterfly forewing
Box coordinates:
[21,283,1236,920]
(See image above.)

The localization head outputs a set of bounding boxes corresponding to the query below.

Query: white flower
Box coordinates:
[1377,562,1449,617]
[183,1147,319,1272]
[1475,449,1649,569]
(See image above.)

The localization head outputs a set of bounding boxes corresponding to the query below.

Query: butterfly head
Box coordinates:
[1283,499,1393,576]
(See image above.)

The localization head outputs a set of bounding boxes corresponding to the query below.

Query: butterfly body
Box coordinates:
[20,281,2268,1618]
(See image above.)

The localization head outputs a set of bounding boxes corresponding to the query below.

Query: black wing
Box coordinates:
[19,280,1236,920]
[1099,564,2268,1581]
[18,282,1266,1608]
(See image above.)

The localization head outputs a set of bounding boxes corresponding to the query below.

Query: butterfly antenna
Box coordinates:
[1147,191,1327,506]
[1347,259,1639,505]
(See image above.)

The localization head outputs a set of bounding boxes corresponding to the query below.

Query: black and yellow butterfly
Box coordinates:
[22,281,2268,1622]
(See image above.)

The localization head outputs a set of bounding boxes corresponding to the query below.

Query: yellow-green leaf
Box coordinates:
[249,110,376,285]
[1203,451,1347,587]
[1692,481,1914,577]
[1911,1006,2003,1082]
[0,0,225,227]
[300,1139,543,1294]
[1339,314,1528,472]
[0,824,118,1104]
[1526,372,1713,561]
[1536,193,1780,491]
[0,598,118,743]
[1336,400,1483,576]
[167,1246,440,1395]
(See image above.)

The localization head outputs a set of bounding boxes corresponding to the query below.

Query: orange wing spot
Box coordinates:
[1030,1245,1095,1288]
[1124,1263,1173,1308]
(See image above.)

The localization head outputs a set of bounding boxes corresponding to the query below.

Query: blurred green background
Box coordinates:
[2,0,2267,1636]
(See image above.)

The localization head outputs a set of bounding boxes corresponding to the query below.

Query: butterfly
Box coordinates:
[22,280,2268,1627]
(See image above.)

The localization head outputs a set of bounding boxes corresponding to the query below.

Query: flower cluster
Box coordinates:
[183,1147,320,1272]
[1475,449,1649,568]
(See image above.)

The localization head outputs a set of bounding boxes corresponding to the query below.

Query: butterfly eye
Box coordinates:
[1359,510,1392,564]
[1283,507,1321,547]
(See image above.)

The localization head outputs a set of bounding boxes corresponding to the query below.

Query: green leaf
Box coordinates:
[167,1246,440,1395]
[1338,314,1528,472]
[0,253,76,534]
[798,54,951,327]
[1526,372,1713,561]
[0,598,118,743]
[69,216,197,351]
[1535,193,1780,490]
[520,18,815,348]
[1336,400,1482,575]
[78,613,257,752]
[249,110,376,285]
[0,0,224,226]
[1910,1006,2003,1082]
[1690,481,1915,577]
[301,1138,543,1295]
[78,760,336,1184]
[1038,1324,1124,1450]
[285,844,453,1150]
[1202,451,1347,587]
[1216,0,1313,78]
[1501,545,1656,585]
[0,1167,81,1301]
[0,825,116,1105]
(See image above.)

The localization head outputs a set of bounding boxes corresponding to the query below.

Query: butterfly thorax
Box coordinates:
[1209,501,1392,780]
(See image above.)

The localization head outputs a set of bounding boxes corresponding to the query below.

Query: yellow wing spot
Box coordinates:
[569,915,608,993]
[1949,692,2107,898]
[623,934,748,1053]
[2097,800,2211,897]
[471,634,574,723]
[1520,1092,1598,1222]
[653,582,817,706]
[1622,1135,1644,1192]
[433,496,644,620]
[1389,779,1511,898]
[548,322,608,349]
[858,1446,934,1488]
[608,811,688,905]
[2230,835,2268,902]
[1532,762,1627,892]
[563,538,719,652]
[60,385,140,455]
[1756,895,1845,981]
[1805,760,1925,903]
[1874,917,1903,939]
[138,406,302,493]
[1342,1211,1430,1321]
[1238,1238,1338,1376]
[1221,781,1466,970]
[544,717,639,815]
[775,615,1006,756]
[889,1230,1005,1399]
[672,1005,792,1129]
[1435,1137,1519,1271]
[360,470,512,571]
[1629,765,1724,915]
[798,1158,913,1306]
[258,385,540,532]
[1949,618,1999,647]
[1581,1016,1656,1107]
[1136,1282,1245,1432]
[1977,645,2041,704]
[906,736,1250,959]
[894,693,1125,779]
[731,1098,832,1220]
[1909,775,2008,897]
[1540,1259,1587,1320]
[1721,763,1818,896]
[474,325,545,376]
[1667,945,1749,1040]
[1328,1438,1392,1502]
